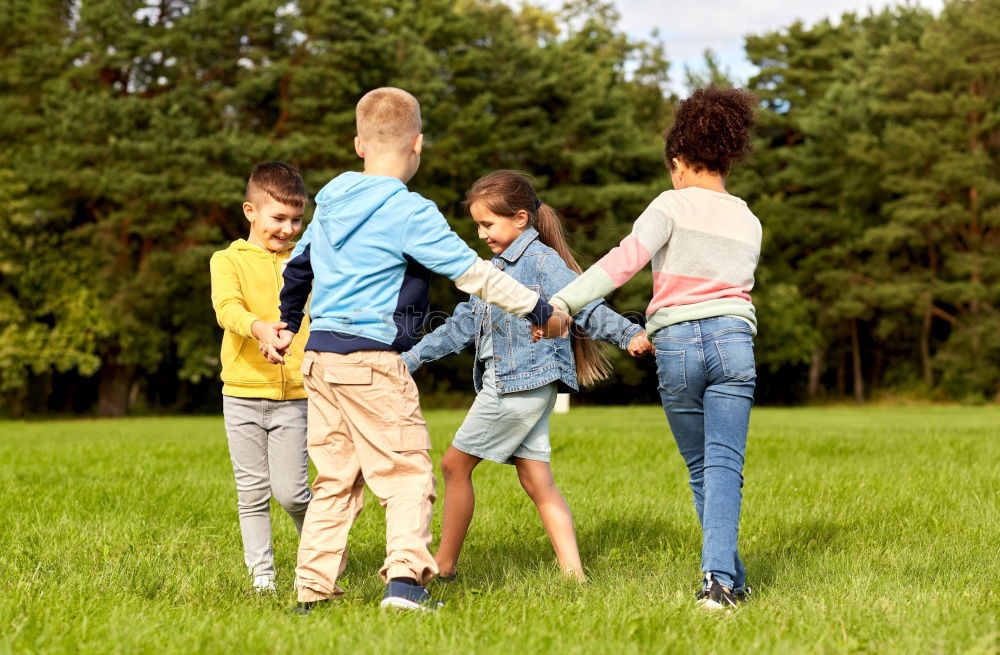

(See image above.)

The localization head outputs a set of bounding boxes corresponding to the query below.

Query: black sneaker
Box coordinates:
[380,579,443,611]
[733,585,753,603]
[437,569,458,583]
[291,599,330,616]
[695,574,738,611]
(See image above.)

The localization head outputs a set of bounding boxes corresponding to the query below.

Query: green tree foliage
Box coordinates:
[739,0,998,403]
[864,0,1000,401]
[0,0,672,415]
[1,0,997,415]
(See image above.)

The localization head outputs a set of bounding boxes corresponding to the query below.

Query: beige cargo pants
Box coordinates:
[295,350,438,602]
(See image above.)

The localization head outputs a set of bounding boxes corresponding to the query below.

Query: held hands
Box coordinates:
[258,328,295,364]
[627,331,654,358]
[531,306,573,342]
[251,321,295,364]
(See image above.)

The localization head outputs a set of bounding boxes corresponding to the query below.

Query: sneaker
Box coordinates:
[695,573,738,611]
[291,600,329,616]
[252,574,276,594]
[380,579,443,611]
[733,585,753,603]
[437,569,458,583]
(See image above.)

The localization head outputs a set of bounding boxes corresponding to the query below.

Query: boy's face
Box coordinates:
[470,201,529,255]
[243,196,304,253]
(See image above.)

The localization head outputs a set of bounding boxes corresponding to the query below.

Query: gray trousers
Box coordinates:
[222,396,312,580]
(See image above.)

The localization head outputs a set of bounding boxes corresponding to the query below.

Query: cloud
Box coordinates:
[615,0,942,64]
[537,0,944,85]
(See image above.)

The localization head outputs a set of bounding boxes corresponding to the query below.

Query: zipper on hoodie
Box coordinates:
[273,252,287,400]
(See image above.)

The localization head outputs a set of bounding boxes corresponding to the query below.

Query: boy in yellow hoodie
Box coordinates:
[210,161,313,593]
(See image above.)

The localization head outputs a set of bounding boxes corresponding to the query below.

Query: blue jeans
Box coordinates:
[654,317,755,591]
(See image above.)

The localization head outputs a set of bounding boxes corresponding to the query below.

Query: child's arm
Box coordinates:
[539,253,644,350]
[549,201,673,316]
[210,252,261,338]
[401,298,479,373]
[401,200,565,331]
[278,227,314,335]
[257,228,315,364]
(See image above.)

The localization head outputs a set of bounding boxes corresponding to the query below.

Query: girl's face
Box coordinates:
[469,201,529,254]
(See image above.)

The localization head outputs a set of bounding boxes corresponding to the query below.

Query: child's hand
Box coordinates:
[252,321,292,365]
[252,320,287,343]
[260,329,295,364]
[532,306,572,341]
[627,331,654,358]
[270,329,295,362]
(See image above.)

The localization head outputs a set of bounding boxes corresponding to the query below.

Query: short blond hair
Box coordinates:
[356,87,422,152]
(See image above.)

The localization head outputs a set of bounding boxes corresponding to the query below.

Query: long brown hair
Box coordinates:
[465,170,613,387]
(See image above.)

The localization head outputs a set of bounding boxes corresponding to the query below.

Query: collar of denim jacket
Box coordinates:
[498,226,539,263]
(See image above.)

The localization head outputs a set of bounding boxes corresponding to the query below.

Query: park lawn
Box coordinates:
[0,406,997,654]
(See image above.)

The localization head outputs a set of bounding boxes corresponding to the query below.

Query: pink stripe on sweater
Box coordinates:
[595,235,651,287]
[648,273,752,314]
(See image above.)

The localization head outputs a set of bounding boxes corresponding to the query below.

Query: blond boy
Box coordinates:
[268,88,570,612]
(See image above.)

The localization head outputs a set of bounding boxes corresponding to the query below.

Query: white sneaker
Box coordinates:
[253,574,276,593]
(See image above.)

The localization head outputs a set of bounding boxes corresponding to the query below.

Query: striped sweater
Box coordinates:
[551,187,762,336]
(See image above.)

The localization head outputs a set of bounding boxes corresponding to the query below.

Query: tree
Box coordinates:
[863,0,1000,401]
[740,7,933,403]
[1,0,674,415]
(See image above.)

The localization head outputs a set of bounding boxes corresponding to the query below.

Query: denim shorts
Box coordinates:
[453,361,558,464]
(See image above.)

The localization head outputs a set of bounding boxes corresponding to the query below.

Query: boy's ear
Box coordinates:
[242,201,256,222]
[354,136,365,159]
[412,133,423,156]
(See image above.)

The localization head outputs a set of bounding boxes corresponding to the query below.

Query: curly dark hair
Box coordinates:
[663,86,757,175]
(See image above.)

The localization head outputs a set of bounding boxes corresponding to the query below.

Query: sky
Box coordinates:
[539,0,945,89]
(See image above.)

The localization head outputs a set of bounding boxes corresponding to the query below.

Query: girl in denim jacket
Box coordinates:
[403,170,647,581]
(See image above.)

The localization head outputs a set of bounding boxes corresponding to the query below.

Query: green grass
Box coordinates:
[0,407,997,654]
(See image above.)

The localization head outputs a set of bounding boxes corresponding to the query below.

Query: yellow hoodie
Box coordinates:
[210,239,309,400]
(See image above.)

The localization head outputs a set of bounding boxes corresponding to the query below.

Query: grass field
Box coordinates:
[0,407,997,654]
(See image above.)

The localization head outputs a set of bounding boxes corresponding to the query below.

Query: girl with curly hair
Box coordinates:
[544,86,762,610]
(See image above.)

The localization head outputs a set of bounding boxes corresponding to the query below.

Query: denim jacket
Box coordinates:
[402,227,643,394]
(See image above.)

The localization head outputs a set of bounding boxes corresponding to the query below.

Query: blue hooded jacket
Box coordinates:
[279,172,552,354]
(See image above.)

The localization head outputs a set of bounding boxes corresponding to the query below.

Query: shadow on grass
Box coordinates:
[745,517,843,592]
[441,514,696,583]
[285,506,845,602]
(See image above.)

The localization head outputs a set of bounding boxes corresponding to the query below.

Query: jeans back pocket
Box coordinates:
[715,338,756,382]
[656,349,688,395]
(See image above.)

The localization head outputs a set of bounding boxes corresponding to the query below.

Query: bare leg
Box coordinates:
[514,458,585,581]
[434,446,482,576]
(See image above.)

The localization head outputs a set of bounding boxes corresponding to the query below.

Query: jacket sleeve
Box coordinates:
[279,228,314,334]
[540,253,643,350]
[401,200,553,325]
[401,298,479,372]
[210,252,258,339]
[578,303,644,349]
[550,202,674,314]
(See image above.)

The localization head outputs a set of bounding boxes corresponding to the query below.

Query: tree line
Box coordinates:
[0,0,996,416]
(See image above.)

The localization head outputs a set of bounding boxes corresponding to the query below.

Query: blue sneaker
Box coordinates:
[380,580,443,611]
